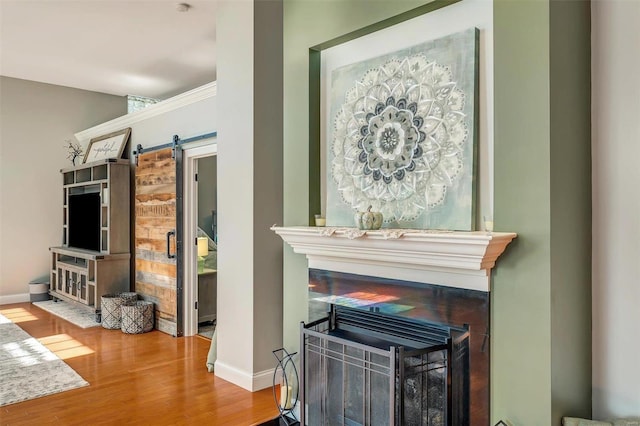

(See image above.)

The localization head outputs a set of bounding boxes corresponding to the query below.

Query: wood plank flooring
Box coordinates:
[0,303,278,425]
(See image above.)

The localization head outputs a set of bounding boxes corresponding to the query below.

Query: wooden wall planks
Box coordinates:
[135,148,179,335]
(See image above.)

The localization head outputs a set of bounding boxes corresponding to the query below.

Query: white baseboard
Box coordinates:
[0,293,30,305]
[214,361,276,392]
[253,367,277,391]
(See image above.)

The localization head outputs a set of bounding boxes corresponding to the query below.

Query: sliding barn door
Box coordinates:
[134,146,183,336]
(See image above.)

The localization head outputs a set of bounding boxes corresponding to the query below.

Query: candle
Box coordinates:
[483,215,494,235]
[197,237,209,256]
[280,384,293,409]
[314,215,326,227]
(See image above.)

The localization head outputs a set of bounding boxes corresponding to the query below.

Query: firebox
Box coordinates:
[301,304,470,425]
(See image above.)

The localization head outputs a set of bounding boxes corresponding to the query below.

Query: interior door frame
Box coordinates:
[182,142,218,337]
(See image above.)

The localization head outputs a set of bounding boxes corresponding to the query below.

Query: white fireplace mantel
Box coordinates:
[272,226,517,292]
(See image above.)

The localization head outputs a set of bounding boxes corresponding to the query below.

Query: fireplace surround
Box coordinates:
[272,226,516,425]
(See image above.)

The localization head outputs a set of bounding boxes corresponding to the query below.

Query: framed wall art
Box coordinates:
[83,127,131,163]
[322,27,479,231]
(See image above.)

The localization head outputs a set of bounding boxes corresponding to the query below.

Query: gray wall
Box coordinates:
[215,0,283,389]
[592,0,640,417]
[0,76,126,300]
[73,85,218,337]
[198,156,217,240]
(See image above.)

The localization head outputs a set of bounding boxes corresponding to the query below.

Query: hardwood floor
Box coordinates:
[0,303,278,425]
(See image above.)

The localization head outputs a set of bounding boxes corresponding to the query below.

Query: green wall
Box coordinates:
[492,0,553,422]
[282,0,432,365]
[549,0,591,421]
[283,0,591,423]
[492,0,591,424]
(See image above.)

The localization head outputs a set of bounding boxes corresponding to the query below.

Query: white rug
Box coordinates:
[33,300,100,328]
[0,313,89,406]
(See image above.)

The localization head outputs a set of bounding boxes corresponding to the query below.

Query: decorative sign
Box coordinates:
[83,128,131,163]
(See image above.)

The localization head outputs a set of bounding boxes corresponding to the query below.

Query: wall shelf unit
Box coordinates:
[50,159,131,318]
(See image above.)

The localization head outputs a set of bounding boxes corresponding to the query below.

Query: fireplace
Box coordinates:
[304,269,488,425]
[271,226,516,425]
[301,303,470,425]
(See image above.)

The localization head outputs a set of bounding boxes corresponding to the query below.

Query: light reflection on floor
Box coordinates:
[38,334,95,359]
[0,308,95,360]
[0,307,40,323]
[2,338,59,366]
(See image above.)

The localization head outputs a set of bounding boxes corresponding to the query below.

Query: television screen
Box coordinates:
[68,192,101,251]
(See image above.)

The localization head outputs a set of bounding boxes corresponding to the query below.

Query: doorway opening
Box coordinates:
[183,143,217,337]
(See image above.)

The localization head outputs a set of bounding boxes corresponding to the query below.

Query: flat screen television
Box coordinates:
[68,192,101,252]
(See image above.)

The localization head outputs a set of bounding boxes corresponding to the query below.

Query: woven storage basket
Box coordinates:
[119,292,138,306]
[121,301,154,334]
[101,294,124,330]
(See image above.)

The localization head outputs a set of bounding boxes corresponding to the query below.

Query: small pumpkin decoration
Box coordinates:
[354,206,383,230]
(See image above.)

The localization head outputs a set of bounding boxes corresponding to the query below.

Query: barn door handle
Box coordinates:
[166,230,176,259]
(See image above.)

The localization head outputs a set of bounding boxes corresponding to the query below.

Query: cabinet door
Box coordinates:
[134,147,182,336]
[62,268,73,297]
[70,271,80,299]
[56,267,65,293]
[58,267,78,301]
[77,273,91,305]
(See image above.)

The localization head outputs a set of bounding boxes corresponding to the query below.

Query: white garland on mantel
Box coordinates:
[317,227,453,240]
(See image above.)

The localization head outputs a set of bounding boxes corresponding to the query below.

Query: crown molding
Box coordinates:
[74,81,217,143]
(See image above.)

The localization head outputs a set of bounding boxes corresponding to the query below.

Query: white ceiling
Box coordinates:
[0,0,217,99]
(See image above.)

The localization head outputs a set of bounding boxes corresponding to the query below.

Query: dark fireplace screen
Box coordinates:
[301,305,469,426]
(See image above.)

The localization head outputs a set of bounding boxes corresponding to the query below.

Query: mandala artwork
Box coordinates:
[327,28,478,230]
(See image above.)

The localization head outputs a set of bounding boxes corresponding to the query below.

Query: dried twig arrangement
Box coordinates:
[65,140,84,165]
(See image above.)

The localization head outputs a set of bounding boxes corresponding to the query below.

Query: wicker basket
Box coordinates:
[119,292,138,306]
[101,294,124,329]
[121,301,154,334]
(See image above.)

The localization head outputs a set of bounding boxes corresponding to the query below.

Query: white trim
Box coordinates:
[272,226,517,292]
[251,368,277,391]
[183,143,218,159]
[183,153,198,338]
[214,361,275,392]
[74,82,217,143]
[183,143,218,337]
[0,293,30,305]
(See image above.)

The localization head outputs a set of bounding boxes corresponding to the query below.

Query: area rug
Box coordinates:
[33,300,100,328]
[0,313,89,406]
